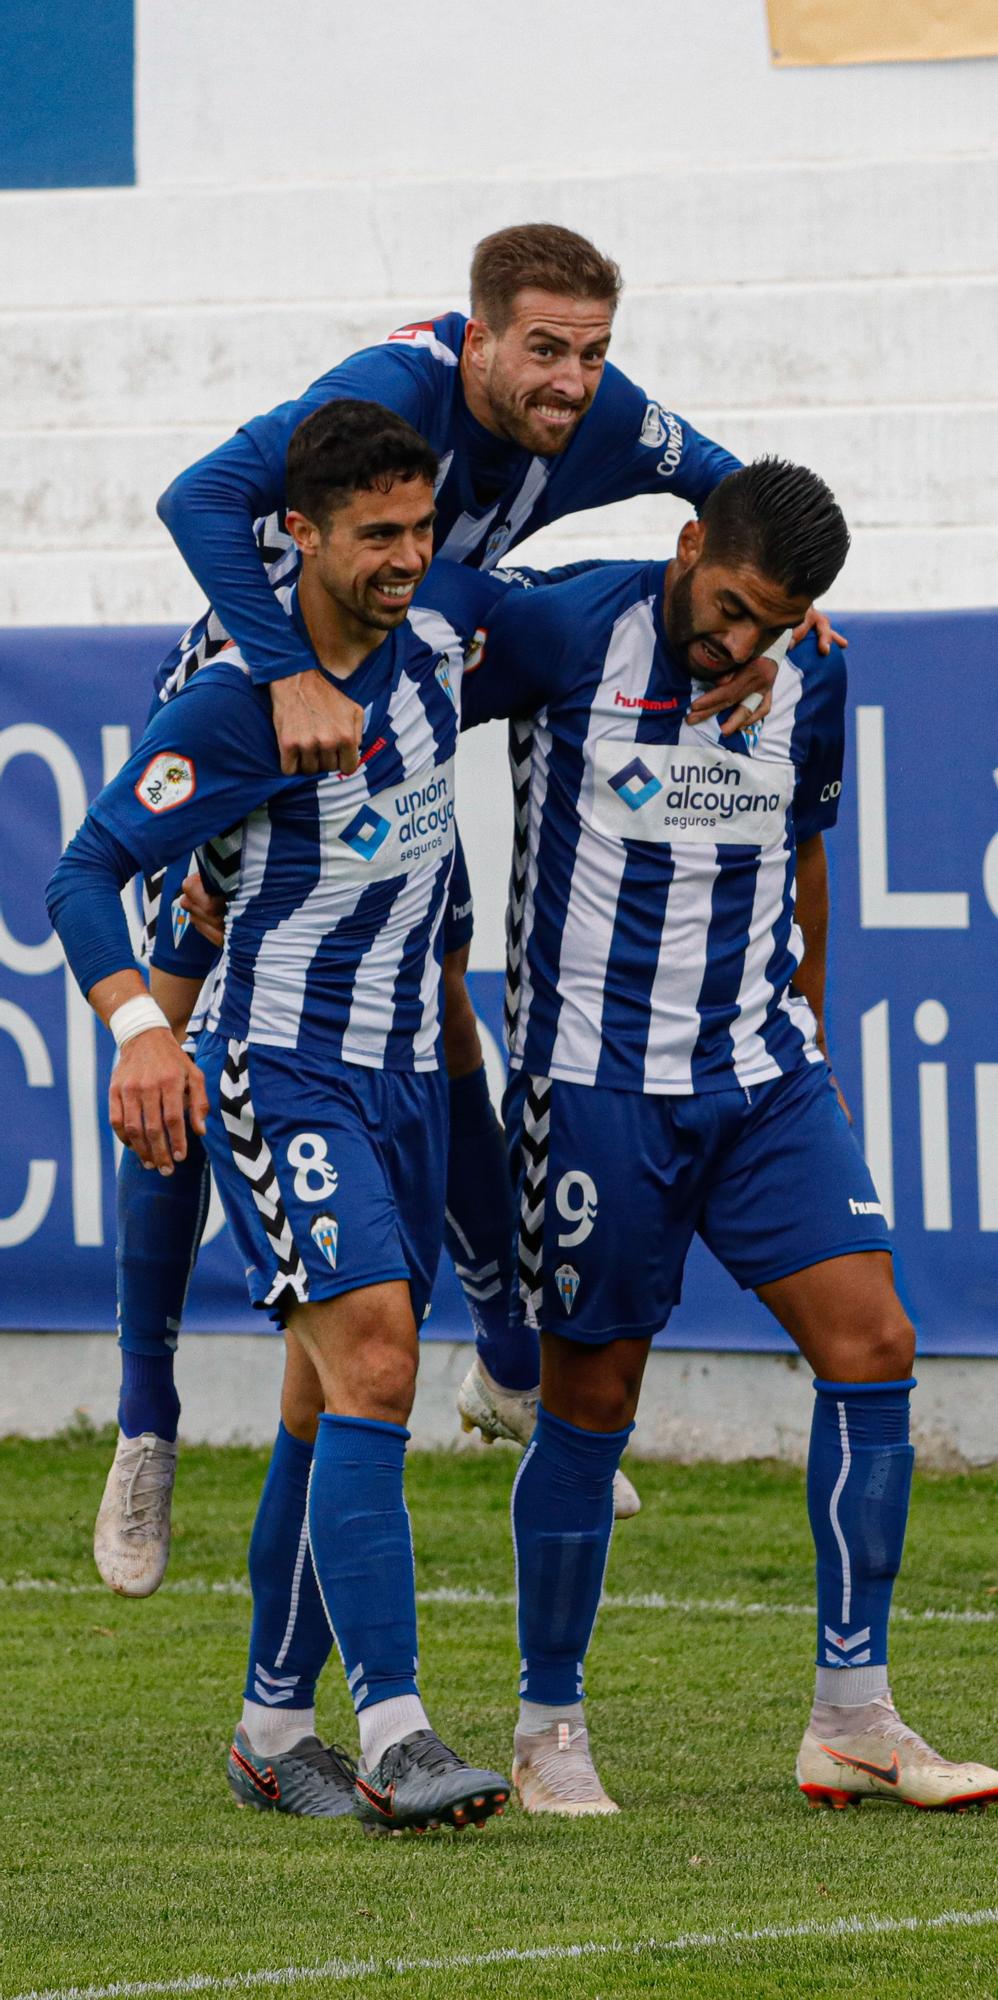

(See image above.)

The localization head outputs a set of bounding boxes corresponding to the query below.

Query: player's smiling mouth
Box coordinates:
[530,401,582,427]
[690,636,733,673]
[371,578,419,604]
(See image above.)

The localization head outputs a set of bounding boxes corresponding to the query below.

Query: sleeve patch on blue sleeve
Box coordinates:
[134,752,196,814]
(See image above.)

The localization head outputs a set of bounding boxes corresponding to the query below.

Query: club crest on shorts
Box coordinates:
[171,896,190,951]
[309,1213,339,1270]
[555,1263,580,1314]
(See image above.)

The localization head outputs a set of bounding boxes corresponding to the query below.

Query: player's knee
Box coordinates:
[828,1296,916,1384]
[281,1386,322,1444]
[357,1338,418,1424]
[441,953,482,1079]
[542,1334,644,1433]
[863,1302,916,1382]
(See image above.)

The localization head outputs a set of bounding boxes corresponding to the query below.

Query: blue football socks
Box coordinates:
[512,1405,633,1705]
[116,1136,210,1439]
[307,1415,420,1713]
[445,1065,538,1391]
[808,1376,915,1699]
[244,1423,333,1714]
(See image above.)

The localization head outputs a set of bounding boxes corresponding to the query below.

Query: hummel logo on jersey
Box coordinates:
[310,1213,339,1270]
[818,1745,901,1786]
[340,805,391,860]
[608,757,663,812]
[613,690,678,712]
[849,1197,885,1216]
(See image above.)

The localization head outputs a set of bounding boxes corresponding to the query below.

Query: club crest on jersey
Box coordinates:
[484,522,513,565]
[555,1263,581,1314]
[309,1213,339,1270]
[608,756,663,812]
[171,897,191,951]
[742,720,763,754]
[135,753,195,814]
[435,657,458,707]
[340,804,391,861]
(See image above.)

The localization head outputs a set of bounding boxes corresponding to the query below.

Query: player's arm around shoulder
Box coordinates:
[46,670,282,1172]
[456,568,596,730]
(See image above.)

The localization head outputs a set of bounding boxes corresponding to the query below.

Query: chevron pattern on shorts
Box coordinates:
[516,1074,552,1329]
[503,718,534,1047]
[219,1039,309,1309]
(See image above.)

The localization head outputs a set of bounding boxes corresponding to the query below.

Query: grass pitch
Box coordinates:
[1,1432,997,1999]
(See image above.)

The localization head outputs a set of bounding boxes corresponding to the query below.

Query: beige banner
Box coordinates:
[767,0,998,65]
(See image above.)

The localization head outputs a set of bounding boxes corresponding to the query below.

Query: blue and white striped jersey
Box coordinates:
[157,311,740,688]
[84,567,498,1070]
[462,561,847,1095]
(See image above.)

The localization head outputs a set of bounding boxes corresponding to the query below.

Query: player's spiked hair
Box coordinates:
[286,400,439,525]
[470,223,622,331]
[700,457,850,602]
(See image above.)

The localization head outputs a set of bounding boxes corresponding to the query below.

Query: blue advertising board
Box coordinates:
[0,615,995,1353]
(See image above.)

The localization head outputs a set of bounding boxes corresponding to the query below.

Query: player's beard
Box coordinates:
[666,568,734,680]
[483,359,589,456]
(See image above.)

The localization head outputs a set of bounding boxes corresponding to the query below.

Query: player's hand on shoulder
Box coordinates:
[110,1033,209,1175]
[688,656,778,740]
[269,668,363,776]
[792,604,847,655]
[181,872,226,948]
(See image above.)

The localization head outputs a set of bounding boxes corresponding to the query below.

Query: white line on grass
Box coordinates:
[1,1578,994,1623]
[11,1907,998,2000]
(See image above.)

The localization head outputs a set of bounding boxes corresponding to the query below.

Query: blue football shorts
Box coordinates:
[504,1059,892,1344]
[197,1033,448,1327]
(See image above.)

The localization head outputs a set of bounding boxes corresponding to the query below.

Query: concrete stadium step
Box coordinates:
[3,404,995,553]
[1,525,993,625]
[2,278,997,430]
[2,156,996,311]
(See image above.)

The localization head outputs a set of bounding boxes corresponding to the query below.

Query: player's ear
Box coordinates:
[676,518,705,569]
[463,317,493,368]
[285,509,320,557]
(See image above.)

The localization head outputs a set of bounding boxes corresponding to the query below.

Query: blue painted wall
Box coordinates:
[0,2,134,189]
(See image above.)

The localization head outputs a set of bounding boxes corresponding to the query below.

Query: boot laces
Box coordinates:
[120,1438,174,1537]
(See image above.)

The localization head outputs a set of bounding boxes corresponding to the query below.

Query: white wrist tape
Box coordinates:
[109,994,172,1050]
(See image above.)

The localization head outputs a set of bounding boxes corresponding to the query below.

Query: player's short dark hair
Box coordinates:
[470,223,622,332]
[699,457,850,602]
[285,399,438,526]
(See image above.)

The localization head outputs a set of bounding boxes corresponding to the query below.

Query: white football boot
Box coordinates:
[94,1430,177,1597]
[458,1356,641,1521]
[513,1717,619,1816]
[797,1692,998,1811]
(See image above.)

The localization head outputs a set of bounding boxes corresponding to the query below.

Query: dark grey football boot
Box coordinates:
[353,1728,509,1834]
[227,1725,356,1816]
